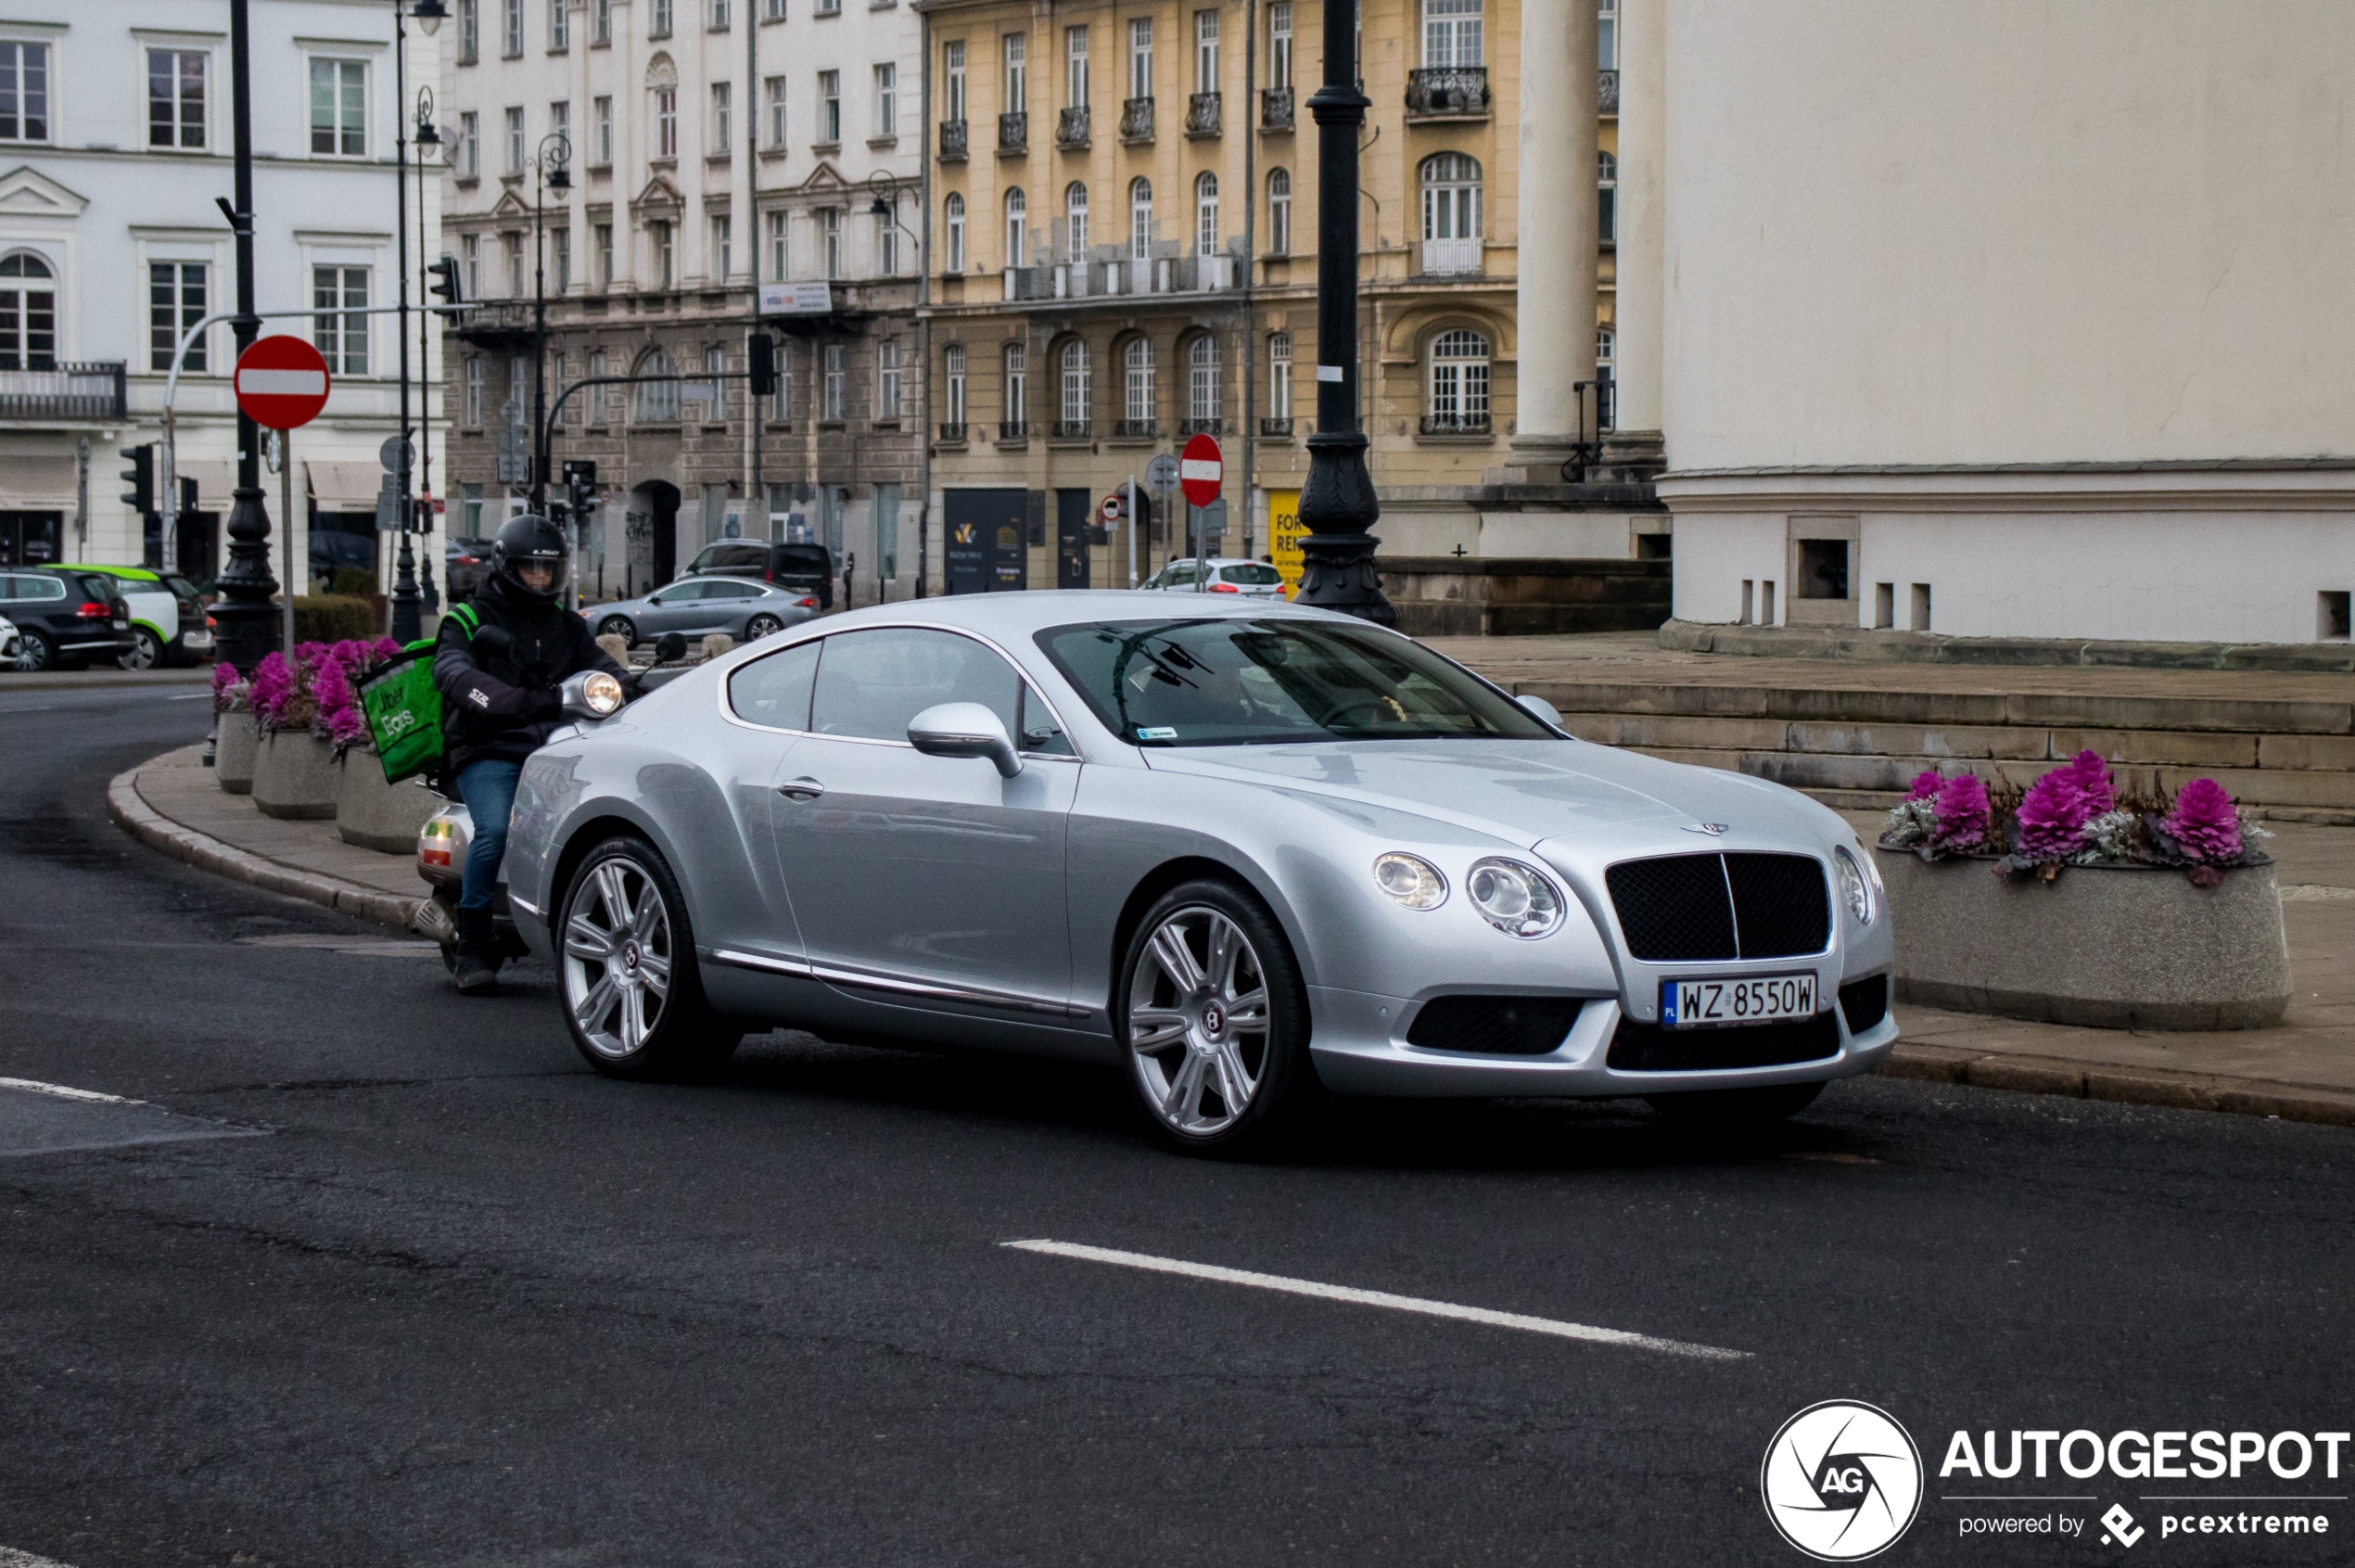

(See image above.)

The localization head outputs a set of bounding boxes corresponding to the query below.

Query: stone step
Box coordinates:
[1520,678,2355,737]
[1609,744,2355,811]
[1556,712,2355,771]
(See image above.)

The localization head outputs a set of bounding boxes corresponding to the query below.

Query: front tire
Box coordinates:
[1115,878,1323,1156]
[120,628,163,671]
[1646,1081,1824,1127]
[743,613,783,640]
[557,835,739,1080]
[596,615,637,644]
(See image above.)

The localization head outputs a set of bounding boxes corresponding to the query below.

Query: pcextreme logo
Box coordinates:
[1763,1400,1926,1562]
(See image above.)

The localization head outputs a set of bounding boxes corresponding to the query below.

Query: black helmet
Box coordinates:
[491,513,569,602]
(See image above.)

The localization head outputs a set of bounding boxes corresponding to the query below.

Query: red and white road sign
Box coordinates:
[1101,491,1126,524]
[234,336,331,429]
[1179,433,1224,508]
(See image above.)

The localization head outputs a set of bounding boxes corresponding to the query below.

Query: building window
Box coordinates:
[1066,27,1088,108]
[0,253,55,371]
[769,209,788,277]
[943,42,966,121]
[312,264,369,375]
[655,87,678,158]
[711,0,732,28]
[650,0,674,36]
[1267,330,1292,419]
[460,0,480,64]
[878,339,902,418]
[766,75,786,147]
[821,208,842,278]
[712,213,732,278]
[712,81,732,147]
[650,220,675,287]
[818,70,840,143]
[553,224,572,289]
[1003,33,1027,113]
[1128,177,1152,258]
[593,223,613,286]
[147,261,207,373]
[1422,0,1483,67]
[504,105,525,172]
[943,193,965,272]
[1063,183,1088,260]
[704,343,728,410]
[503,0,525,57]
[1427,327,1490,429]
[595,0,613,45]
[1123,337,1153,424]
[1187,334,1220,423]
[587,349,610,422]
[877,197,901,274]
[822,342,846,419]
[1195,10,1219,93]
[1128,19,1152,100]
[461,233,482,297]
[1004,342,1026,425]
[1266,168,1291,255]
[309,58,367,157]
[503,232,524,295]
[592,96,613,163]
[765,0,786,19]
[944,342,966,425]
[550,97,569,156]
[636,348,679,420]
[1268,3,1292,88]
[463,357,486,426]
[1194,171,1218,256]
[874,62,896,137]
[459,110,479,175]
[1419,151,1483,274]
[1596,325,1615,426]
[1598,0,1617,70]
[1598,149,1616,244]
[1004,186,1026,265]
[1060,339,1089,427]
[551,0,571,49]
[147,49,207,149]
[770,340,793,420]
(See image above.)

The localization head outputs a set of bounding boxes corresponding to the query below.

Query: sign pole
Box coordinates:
[278,429,294,652]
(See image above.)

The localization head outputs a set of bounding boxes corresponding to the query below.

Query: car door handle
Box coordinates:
[777,777,825,801]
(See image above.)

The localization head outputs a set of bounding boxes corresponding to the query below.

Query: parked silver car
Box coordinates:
[503,593,1897,1154]
[584,576,818,646]
[1139,557,1289,598]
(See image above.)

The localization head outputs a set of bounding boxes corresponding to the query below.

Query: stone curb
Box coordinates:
[1878,1042,2355,1130]
[108,759,429,937]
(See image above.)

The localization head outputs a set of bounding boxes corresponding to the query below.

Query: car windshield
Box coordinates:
[773,545,830,574]
[1037,618,1556,746]
[696,544,769,572]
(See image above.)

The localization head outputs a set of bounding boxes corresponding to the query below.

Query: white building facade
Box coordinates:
[0,0,441,598]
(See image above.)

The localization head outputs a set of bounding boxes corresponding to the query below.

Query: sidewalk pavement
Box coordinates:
[108,743,2355,1130]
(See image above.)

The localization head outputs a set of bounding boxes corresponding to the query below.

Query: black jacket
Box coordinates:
[432,575,628,774]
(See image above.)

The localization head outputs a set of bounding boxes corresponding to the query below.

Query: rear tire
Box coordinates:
[557,835,739,1080]
[120,628,163,671]
[19,630,56,671]
[1645,1081,1824,1127]
[597,615,637,644]
[744,613,783,640]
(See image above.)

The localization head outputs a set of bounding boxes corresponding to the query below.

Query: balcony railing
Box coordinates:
[1057,106,1089,148]
[1405,67,1490,121]
[1598,69,1619,114]
[997,110,1027,153]
[1420,237,1483,276]
[1051,419,1092,440]
[1260,87,1294,131]
[1114,418,1157,439]
[1001,252,1245,303]
[1185,92,1222,136]
[998,420,1030,440]
[1419,413,1492,437]
[937,118,968,159]
[0,362,125,422]
[937,422,968,442]
[1120,96,1154,142]
[1178,417,1223,437]
[1257,415,1294,438]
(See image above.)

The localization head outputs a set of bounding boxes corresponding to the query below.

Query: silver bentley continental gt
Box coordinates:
[502,593,1898,1154]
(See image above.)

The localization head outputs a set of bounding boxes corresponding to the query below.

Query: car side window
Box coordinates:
[727,638,821,731]
[24,575,63,600]
[706,581,758,600]
[654,581,704,605]
[0,575,19,601]
[809,628,1022,745]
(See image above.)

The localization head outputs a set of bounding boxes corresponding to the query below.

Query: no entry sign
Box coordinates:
[1179,433,1224,508]
[234,336,331,429]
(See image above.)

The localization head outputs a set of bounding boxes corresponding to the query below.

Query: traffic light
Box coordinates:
[426,253,464,308]
[746,332,777,398]
[119,444,154,514]
[180,476,199,516]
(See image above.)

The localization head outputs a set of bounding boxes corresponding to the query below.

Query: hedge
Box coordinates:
[291,595,381,644]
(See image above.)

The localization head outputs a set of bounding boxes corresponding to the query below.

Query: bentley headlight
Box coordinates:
[1834,844,1876,926]
[582,670,625,716]
[1466,857,1565,938]
[1373,852,1447,911]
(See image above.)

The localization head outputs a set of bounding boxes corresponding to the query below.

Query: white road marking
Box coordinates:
[168,692,211,700]
[1,1547,80,1568]
[1003,1239,1749,1361]
[0,1077,140,1106]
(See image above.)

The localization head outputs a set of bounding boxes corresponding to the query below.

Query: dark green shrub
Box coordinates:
[292,594,380,644]
[328,567,376,599]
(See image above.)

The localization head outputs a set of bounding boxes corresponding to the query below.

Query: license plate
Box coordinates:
[1660,974,1817,1029]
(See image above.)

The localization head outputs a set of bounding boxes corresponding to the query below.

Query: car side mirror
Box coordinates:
[908,701,1023,778]
[654,631,688,664]
[1515,693,1567,730]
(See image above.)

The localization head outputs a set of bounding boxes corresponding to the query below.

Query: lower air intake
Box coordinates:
[1405,995,1586,1055]
[1606,1013,1841,1072]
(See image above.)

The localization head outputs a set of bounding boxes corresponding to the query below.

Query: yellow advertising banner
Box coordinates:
[1268,490,1304,597]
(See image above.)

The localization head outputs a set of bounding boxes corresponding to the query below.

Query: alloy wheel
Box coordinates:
[120,630,160,671]
[1126,905,1272,1136]
[20,631,54,671]
[745,614,783,639]
[597,617,635,643]
[562,856,675,1059]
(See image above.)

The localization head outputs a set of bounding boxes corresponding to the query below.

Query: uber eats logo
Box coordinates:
[1763,1401,1925,1561]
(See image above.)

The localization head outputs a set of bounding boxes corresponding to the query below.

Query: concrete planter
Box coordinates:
[251,731,340,821]
[215,716,258,795]
[1877,848,2291,1030]
[336,749,436,852]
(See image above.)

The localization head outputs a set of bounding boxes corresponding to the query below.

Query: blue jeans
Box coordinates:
[454,759,524,912]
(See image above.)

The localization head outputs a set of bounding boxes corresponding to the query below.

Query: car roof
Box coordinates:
[688,575,777,590]
[779,590,1358,644]
[84,564,162,580]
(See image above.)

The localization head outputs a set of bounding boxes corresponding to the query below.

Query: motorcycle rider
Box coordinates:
[434,513,628,994]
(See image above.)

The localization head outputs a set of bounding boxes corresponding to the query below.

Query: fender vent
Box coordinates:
[1839,975,1890,1034]
[1606,1013,1840,1072]
[1406,995,1586,1055]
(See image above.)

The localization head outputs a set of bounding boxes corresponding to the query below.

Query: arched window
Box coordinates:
[1598,148,1617,246]
[1128,176,1152,259]
[1266,331,1292,422]
[1425,328,1489,432]
[1064,182,1089,259]
[1420,153,1483,274]
[1003,341,1027,427]
[1194,171,1219,256]
[944,192,966,273]
[1059,338,1090,430]
[635,347,680,421]
[1004,186,1028,266]
[0,251,57,372]
[1123,336,1154,427]
[944,342,967,427]
[1186,333,1220,427]
[1265,168,1291,256]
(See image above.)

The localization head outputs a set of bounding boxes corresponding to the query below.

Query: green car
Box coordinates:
[82,565,211,669]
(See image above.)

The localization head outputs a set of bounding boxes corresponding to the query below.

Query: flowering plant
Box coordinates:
[307,637,400,756]
[211,659,249,715]
[248,648,315,733]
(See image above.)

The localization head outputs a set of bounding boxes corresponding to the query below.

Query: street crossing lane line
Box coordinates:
[0,1077,141,1106]
[2,1546,80,1567]
[1003,1239,1749,1362]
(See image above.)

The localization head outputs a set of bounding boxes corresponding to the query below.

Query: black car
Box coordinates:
[445,536,494,601]
[0,567,135,670]
[681,541,834,608]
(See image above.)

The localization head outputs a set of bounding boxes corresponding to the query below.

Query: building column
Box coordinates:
[1604,0,1667,478]
[1503,0,1598,483]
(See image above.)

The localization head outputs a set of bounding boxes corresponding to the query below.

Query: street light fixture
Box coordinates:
[411,0,447,34]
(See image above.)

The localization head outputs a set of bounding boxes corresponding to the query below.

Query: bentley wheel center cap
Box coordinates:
[622,942,641,972]
[1202,1001,1225,1036]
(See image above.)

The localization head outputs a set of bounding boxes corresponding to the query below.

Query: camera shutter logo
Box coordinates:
[1761,1400,1923,1561]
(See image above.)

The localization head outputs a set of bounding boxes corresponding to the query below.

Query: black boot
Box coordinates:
[452,908,500,995]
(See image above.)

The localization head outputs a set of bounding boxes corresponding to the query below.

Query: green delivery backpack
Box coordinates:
[358,604,479,784]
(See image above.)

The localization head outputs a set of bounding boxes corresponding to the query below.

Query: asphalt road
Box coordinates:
[4,685,2353,1568]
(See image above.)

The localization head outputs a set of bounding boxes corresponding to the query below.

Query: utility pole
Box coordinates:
[389,0,422,642]
[1292,0,1391,622]
[210,0,281,673]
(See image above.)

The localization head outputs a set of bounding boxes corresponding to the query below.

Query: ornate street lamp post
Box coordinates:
[529,134,573,513]
[208,0,278,674]
[1293,0,1392,623]
[414,88,442,610]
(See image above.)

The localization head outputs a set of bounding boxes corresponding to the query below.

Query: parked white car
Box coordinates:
[1138,558,1289,599]
[0,613,23,669]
